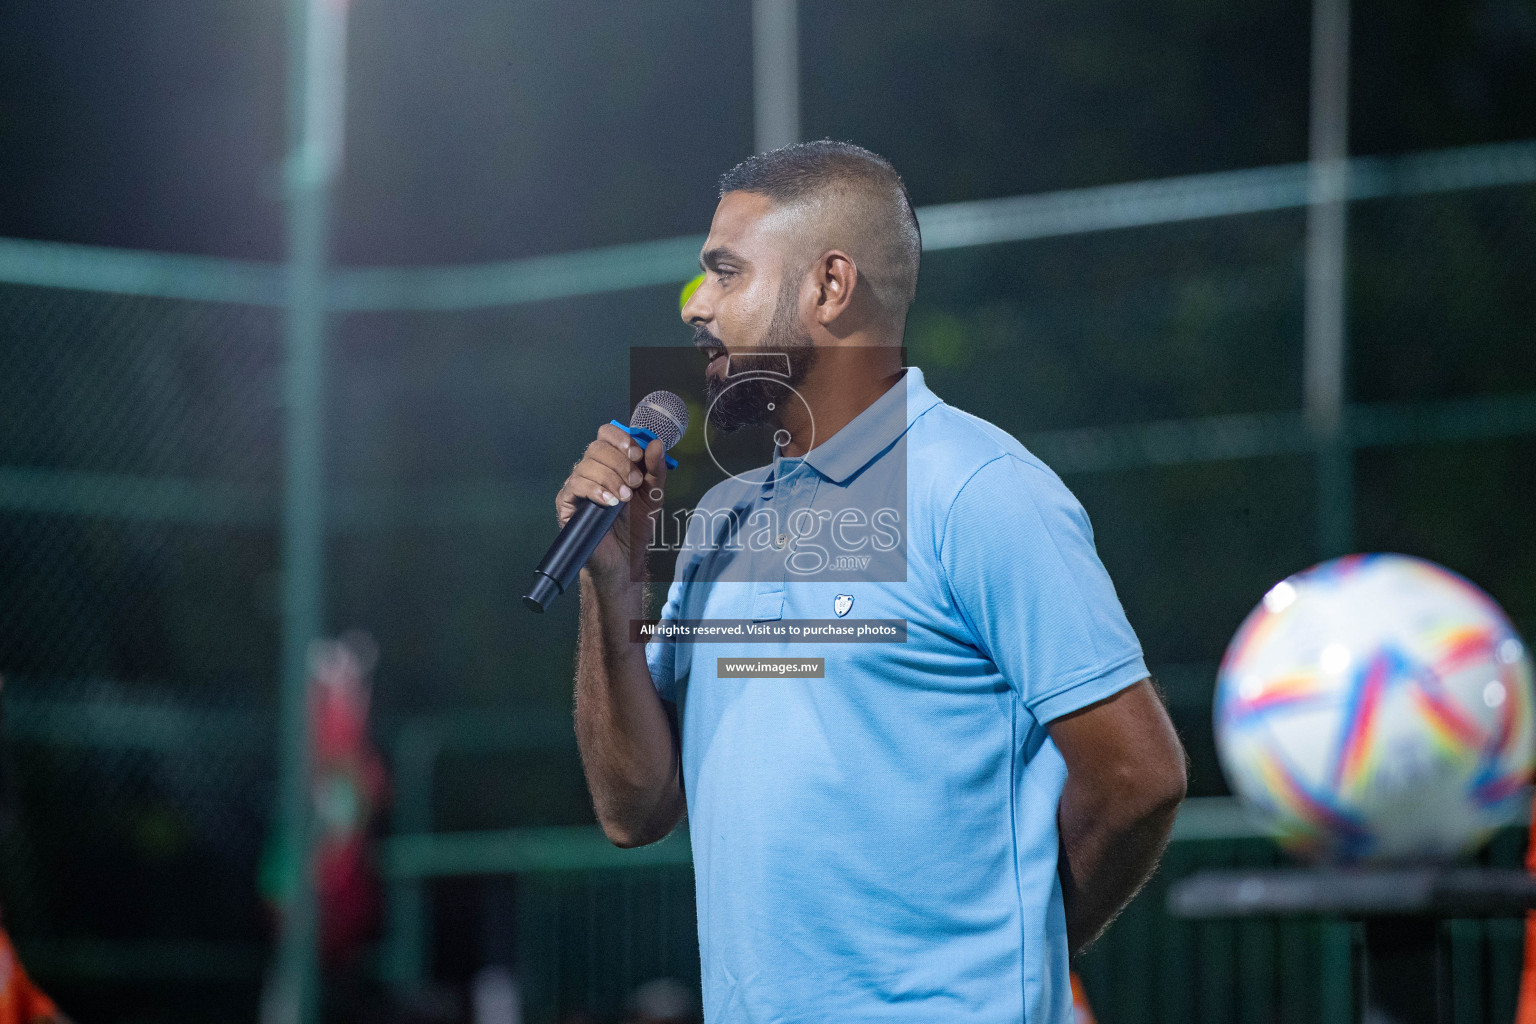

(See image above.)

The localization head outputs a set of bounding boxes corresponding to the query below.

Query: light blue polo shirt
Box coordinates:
[646,366,1148,1023]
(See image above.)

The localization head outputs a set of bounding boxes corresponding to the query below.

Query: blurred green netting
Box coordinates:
[0,169,1534,1022]
[0,289,282,1021]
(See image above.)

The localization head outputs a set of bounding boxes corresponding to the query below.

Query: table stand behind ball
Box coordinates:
[1168,867,1536,1024]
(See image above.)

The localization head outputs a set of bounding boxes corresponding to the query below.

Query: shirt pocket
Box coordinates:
[750,581,784,621]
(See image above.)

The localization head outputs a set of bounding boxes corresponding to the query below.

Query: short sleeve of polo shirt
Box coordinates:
[939,453,1149,724]
[644,578,685,702]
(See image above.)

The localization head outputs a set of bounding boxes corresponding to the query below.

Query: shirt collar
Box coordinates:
[771,366,942,486]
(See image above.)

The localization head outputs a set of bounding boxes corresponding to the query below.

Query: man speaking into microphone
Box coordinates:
[553,141,1187,1023]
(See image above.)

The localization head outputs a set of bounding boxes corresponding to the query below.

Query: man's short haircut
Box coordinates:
[718,140,922,325]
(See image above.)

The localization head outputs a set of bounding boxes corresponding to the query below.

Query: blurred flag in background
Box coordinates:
[260,635,389,969]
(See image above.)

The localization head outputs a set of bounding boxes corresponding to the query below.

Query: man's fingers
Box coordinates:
[585,438,641,486]
[561,462,633,513]
[597,422,641,457]
[643,438,669,496]
[556,480,613,517]
[556,425,662,531]
[565,484,613,516]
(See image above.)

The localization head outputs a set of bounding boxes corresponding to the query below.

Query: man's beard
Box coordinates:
[700,279,818,432]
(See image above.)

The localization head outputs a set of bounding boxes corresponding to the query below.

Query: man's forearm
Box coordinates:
[1057,776,1182,954]
[573,567,684,847]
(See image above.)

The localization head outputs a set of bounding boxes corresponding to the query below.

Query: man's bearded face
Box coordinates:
[698,272,818,432]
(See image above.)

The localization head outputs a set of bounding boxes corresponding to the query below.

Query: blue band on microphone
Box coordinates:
[610,419,679,469]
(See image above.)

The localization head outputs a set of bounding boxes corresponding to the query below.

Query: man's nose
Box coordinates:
[680,277,711,325]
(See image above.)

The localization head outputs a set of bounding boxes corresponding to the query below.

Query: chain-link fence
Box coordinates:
[0,287,282,1021]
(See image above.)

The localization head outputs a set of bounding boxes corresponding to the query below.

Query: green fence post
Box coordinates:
[1304,0,1353,560]
[382,725,440,992]
[1159,843,1196,1024]
[262,0,345,1020]
[1319,921,1354,1024]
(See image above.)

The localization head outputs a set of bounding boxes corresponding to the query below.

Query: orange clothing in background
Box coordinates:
[1517,801,1536,1024]
[0,927,59,1024]
[1071,972,1098,1024]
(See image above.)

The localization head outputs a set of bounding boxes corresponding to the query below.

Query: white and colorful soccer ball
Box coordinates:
[1215,553,1535,863]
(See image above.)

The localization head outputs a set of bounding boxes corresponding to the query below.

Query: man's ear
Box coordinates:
[812,249,858,326]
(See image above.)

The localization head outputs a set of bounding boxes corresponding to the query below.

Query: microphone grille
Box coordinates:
[631,390,689,450]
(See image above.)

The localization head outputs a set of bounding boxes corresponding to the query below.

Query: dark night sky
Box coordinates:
[2,0,1531,266]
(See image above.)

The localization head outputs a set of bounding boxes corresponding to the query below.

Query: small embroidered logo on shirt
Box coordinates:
[833,594,854,617]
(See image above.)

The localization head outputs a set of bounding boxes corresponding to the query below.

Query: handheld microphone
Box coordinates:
[523,391,689,613]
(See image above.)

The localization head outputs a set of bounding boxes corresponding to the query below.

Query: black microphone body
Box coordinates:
[523,392,689,613]
[523,496,624,612]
